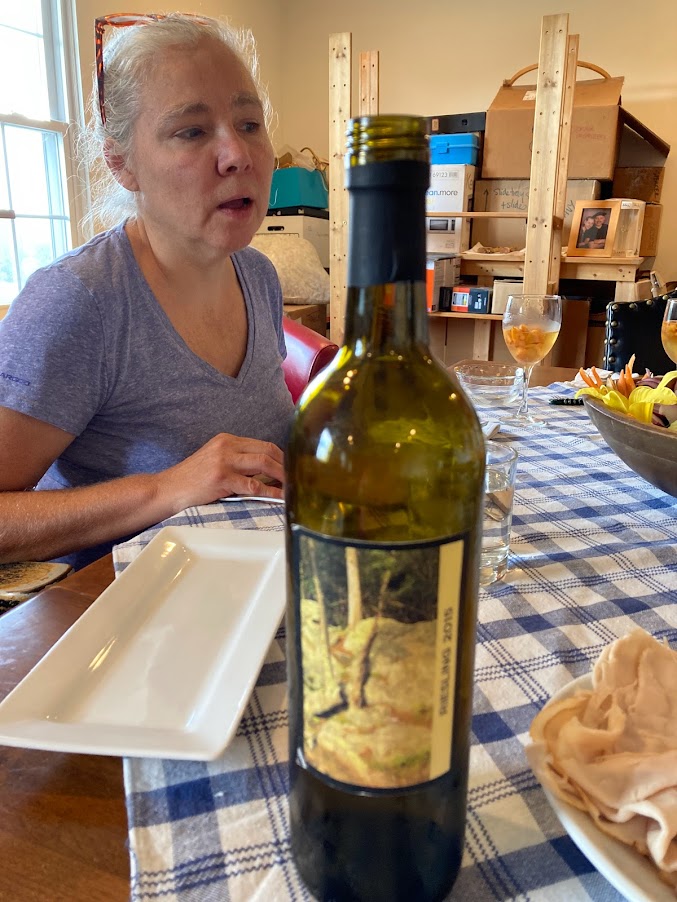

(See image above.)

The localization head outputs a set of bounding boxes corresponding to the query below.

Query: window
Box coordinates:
[0,1,85,303]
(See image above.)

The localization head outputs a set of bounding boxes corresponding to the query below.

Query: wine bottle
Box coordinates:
[284,115,485,902]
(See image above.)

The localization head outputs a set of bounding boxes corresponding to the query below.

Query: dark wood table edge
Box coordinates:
[0,552,129,901]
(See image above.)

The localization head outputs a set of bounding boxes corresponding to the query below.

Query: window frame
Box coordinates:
[0,0,89,297]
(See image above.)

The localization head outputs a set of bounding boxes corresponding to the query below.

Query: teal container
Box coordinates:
[429,134,479,166]
[269,168,329,210]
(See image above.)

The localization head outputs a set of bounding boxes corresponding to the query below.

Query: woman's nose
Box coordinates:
[216,130,253,175]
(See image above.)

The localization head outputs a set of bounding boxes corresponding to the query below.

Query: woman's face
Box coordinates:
[120,37,275,260]
[583,215,594,229]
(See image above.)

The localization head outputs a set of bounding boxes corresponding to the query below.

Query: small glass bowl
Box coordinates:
[451,360,524,410]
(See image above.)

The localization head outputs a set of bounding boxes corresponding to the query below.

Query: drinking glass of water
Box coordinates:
[481,442,518,587]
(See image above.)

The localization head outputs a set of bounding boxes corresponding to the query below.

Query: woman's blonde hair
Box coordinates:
[79,13,273,230]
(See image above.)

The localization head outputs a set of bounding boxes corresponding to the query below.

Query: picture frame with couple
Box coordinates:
[567,200,620,257]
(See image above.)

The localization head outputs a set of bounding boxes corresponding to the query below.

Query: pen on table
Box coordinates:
[549,398,584,406]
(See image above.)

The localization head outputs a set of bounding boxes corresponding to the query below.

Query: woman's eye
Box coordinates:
[176,127,204,140]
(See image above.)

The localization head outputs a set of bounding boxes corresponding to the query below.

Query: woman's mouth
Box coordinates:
[218,197,252,211]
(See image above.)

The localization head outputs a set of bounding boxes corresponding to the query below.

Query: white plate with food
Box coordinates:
[536,674,676,902]
[0,526,286,760]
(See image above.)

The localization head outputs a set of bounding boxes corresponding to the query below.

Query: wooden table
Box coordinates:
[0,554,126,901]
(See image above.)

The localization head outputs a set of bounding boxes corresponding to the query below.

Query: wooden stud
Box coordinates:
[328,33,351,344]
[523,13,570,297]
[541,32,578,365]
[472,320,494,360]
[614,282,639,302]
[547,33,579,293]
[359,51,379,116]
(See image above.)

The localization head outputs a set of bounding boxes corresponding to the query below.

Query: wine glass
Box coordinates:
[502,294,562,427]
[661,297,677,365]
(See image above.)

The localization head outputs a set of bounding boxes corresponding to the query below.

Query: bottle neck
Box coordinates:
[344,160,429,352]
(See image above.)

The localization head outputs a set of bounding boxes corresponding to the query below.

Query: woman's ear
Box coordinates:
[103,138,139,192]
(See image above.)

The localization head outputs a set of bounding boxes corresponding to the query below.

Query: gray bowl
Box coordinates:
[584,397,677,498]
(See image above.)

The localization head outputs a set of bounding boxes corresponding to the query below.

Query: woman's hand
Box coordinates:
[157,433,285,510]
[0,411,286,563]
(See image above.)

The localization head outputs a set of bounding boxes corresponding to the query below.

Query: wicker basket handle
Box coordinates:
[503,60,612,87]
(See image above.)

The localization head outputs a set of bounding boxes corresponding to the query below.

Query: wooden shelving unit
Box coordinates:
[327,14,648,364]
[462,257,645,302]
[430,211,528,219]
[430,312,504,321]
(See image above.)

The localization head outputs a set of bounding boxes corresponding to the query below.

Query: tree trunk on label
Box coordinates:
[309,540,343,714]
[346,546,362,627]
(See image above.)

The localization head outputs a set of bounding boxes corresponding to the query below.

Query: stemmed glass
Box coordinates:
[502,294,562,427]
[661,297,677,365]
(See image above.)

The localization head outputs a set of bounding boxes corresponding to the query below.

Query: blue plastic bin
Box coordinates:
[269,168,328,210]
[429,134,479,166]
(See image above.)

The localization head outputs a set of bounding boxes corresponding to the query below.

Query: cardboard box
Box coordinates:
[258,212,329,268]
[426,164,475,214]
[612,167,665,204]
[451,285,472,312]
[469,287,492,314]
[425,220,471,255]
[491,279,523,315]
[473,178,602,248]
[482,75,670,180]
[426,255,461,311]
[426,164,474,254]
[438,286,454,312]
[639,203,662,257]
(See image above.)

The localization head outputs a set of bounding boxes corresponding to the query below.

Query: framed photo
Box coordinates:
[567,200,620,257]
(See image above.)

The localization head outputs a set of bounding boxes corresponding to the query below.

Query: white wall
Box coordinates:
[73,1,286,141]
[72,1,677,276]
[277,0,677,277]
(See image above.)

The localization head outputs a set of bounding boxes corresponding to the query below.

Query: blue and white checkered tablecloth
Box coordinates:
[113,385,677,902]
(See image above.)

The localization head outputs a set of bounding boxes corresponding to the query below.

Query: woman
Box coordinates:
[577,213,596,249]
[0,14,294,569]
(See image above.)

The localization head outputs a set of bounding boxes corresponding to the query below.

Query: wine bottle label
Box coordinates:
[291,525,465,792]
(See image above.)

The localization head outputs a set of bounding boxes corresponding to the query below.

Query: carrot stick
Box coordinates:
[579,367,596,388]
[617,370,627,396]
[590,366,604,388]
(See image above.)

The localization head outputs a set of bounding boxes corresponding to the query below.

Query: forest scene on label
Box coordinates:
[299,534,450,789]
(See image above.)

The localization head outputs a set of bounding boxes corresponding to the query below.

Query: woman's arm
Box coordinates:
[0,407,284,563]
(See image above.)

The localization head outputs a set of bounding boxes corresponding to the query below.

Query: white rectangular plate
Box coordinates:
[0,526,286,760]
[220,495,285,505]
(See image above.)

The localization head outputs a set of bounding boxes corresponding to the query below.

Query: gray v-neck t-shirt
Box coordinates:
[0,223,294,567]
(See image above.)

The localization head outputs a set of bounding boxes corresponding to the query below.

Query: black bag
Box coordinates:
[604,292,676,375]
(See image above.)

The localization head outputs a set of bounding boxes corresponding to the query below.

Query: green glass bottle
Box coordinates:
[285,115,484,902]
